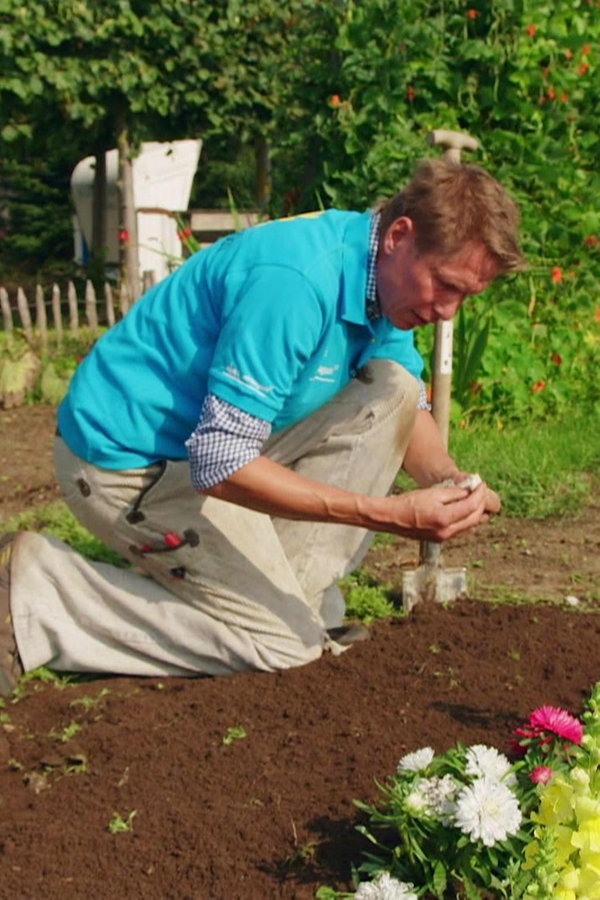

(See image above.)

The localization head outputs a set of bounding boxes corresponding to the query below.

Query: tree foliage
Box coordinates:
[0,0,598,423]
[0,0,326,273]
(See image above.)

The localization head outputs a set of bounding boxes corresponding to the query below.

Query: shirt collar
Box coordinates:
[366,211,381,322]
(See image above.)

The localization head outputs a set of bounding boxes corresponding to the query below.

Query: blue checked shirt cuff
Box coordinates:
[185,394,272,491]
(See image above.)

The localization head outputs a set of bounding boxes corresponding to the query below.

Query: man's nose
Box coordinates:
[433,296,464,320]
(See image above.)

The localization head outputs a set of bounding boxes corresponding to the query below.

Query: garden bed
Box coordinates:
[0,405,599,899]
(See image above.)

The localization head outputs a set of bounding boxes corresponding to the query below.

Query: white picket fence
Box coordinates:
[0,272,158,345]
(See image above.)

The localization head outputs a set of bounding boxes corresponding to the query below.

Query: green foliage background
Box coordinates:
[0,0,598,425]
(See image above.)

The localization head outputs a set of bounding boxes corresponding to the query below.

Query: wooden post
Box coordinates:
[119,278,131,317]
[0,287,13,334]
[67,281,79,332]
[85,279,99,331]
[16,287,33,341]
[35,284,48,350]
[105,282,116,328]
[51,284,63,341]
[116,112,141,303]
[142,270,156,294]
[91,149,107,272]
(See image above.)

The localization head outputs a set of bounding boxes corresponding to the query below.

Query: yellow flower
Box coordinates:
[523,839,541,870]
[556,861,579,889]
[573,796,600,823]
[577,860,600,897]
[570,768,591,793]
[571,817,600,853]
[535,777,575,826]
[554,888,576,900]
[554,824,578,867]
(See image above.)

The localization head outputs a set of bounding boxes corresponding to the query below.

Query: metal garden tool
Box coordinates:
[402,128,479,613]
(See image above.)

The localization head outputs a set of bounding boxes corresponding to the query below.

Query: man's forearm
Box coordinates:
[401,409,461,487]
[202,454,491,543]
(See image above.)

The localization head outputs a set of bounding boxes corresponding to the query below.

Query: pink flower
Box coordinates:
[529,706,583,743]
[518,705,584,745]
[530,765,554,785]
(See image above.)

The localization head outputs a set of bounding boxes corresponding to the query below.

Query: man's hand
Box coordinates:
[450,471,501,518]
[383,482,495,542]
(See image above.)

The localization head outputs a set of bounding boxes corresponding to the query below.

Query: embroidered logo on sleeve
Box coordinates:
[224,364,275,396]
[310,363,340,383]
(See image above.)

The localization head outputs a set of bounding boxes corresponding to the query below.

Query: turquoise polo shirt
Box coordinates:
[58,209,424,469]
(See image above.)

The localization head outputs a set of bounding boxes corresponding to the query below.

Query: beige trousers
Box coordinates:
[10,361,418,677]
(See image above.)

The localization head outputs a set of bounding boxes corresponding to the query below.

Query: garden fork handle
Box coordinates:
[426,129,480,448]
[418,130,479,573]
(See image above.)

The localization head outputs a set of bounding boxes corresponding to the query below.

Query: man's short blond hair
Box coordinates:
[378,158,525,274]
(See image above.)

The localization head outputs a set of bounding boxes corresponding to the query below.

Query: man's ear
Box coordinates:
[381,216,414,255]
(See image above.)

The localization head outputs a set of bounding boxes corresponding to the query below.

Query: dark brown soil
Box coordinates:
[1,405,599,900]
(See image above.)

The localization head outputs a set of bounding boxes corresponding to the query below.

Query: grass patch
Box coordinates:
[396,414,599,519]
[5,501,123,565]
[340,571,401,623]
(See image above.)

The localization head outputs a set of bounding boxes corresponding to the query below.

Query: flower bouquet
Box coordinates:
[318,683,600,899]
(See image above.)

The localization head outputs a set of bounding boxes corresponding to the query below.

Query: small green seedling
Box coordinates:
[108,810,137,834]
[69,688,111,711]
[222,725,247,745]
[49,721,83,743]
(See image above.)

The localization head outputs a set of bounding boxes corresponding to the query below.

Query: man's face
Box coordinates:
[376,216,500,330]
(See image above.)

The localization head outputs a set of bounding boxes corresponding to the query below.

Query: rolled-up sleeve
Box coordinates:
[185,393,272,491]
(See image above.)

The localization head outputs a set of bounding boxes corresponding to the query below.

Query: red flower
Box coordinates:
[530,765,554,785]
[578,61,590,76]
[582,43,591,56]
[551,266,563,283]
[406,85,416,101]
[118,229,129,243]
[585,234,599,248]
[526,23,537,37]
[466,8,479,19]
[329,94,341,107]
[550,352,562,365]
[528,706,584,744]
[595,308,600,323]
[177,227,193,240]
[559,92,569,102]
[531,380,546,394]
[547,88,556,100]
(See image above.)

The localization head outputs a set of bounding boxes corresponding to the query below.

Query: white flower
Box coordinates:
[453,778,522,847]
[464,744,516,786]
[397,746,435,773]
[355,871,418,900]
[405,774,458,824]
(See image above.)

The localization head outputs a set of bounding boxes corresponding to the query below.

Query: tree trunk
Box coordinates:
[116,112,141,301]
[255,133,271,213]
[91,149,107,277]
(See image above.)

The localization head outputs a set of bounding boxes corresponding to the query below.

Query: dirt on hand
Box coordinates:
[0,404,599,899]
